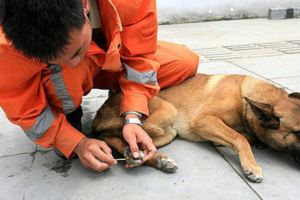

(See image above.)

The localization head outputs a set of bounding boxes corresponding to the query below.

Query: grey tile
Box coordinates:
[271,76,300,92]
[229,55,300,79]
[82,89,108,134]
[0,109,36,157]
[198,61,261,78]
[217,146,300,200]
[158,19,300,49]
[198,61,292,96]
[0,154,33,200]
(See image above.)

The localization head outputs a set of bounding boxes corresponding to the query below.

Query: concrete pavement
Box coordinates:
[1,18,300,200]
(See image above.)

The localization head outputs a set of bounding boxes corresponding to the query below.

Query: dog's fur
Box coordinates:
[92,74,300,183]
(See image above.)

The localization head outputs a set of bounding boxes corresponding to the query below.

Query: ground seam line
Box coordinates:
[213,146,263,200]
[226,60,294,92]
[0,152,34,159]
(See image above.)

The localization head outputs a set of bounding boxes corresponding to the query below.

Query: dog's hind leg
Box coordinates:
[190,115,263,183]
[143,96,178,147]
[139,97,178,172]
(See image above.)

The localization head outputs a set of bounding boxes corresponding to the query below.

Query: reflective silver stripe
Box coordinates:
[24,106,55,141]
[123,64,157,85]
[89,0,102,29]
[49,64,75,114]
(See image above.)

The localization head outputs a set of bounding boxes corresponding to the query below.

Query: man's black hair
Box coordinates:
[0,0,85,62]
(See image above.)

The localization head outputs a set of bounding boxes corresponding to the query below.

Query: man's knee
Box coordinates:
[157,42,200,88]
[175,50,199,78]
[185,51,199,76]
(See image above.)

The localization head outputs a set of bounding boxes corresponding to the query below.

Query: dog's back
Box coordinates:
[157,74,251,139]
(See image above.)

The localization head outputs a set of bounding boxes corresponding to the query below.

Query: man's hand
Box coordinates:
[74,138,117,172]
[122,123,157,168]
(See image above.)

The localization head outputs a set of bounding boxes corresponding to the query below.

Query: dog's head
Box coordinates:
[244,92,300,151]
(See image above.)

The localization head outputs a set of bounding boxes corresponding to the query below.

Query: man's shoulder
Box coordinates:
[113,0,144,9]
[112,0,149,24]
[0,44,46,88]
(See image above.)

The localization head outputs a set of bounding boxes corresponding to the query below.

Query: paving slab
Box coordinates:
[197,61,290,93]
[270,76,300,92]
[81,89,108,134]
[158,19,300,49]
[0,154,33,200]
[0,109,36,157]
[198,60,259,77]
[229,54,300,79]
[217,146,300,200]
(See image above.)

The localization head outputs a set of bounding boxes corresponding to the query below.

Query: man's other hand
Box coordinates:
[74,138,117,172]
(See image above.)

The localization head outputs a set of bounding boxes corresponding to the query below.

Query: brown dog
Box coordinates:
[92,74,300,183]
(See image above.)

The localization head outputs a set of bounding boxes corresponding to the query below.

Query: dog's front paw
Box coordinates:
[243,165,263,183]
[123,147,144,168]
[156,157,178,173]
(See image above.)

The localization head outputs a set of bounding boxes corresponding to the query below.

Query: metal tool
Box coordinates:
[115,158,128,161]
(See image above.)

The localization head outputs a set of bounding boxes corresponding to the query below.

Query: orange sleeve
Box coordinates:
[116,0,160,116]
[0,58,85,158]
[35,111,85,158]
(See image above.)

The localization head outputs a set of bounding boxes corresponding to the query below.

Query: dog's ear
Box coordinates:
[288,92,300,100]
[244,97,280,130]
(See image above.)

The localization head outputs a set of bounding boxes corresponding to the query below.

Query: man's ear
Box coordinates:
[244,97,280,130]
[82,0,90,14]
[288,92,300,100]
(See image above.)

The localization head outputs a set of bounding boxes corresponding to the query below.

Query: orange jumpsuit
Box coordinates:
[0,0,199,158]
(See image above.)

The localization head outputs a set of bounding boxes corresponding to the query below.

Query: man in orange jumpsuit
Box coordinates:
[0,0,199,172]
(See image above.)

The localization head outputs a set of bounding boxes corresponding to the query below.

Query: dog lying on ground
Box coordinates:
[92,73,300,183]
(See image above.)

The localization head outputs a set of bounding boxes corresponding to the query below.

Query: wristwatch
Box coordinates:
[123,118,143,126]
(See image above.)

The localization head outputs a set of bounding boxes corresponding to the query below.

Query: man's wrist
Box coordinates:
[122,111,142,119]
[123,118,143,126]
[73,137,86,155]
